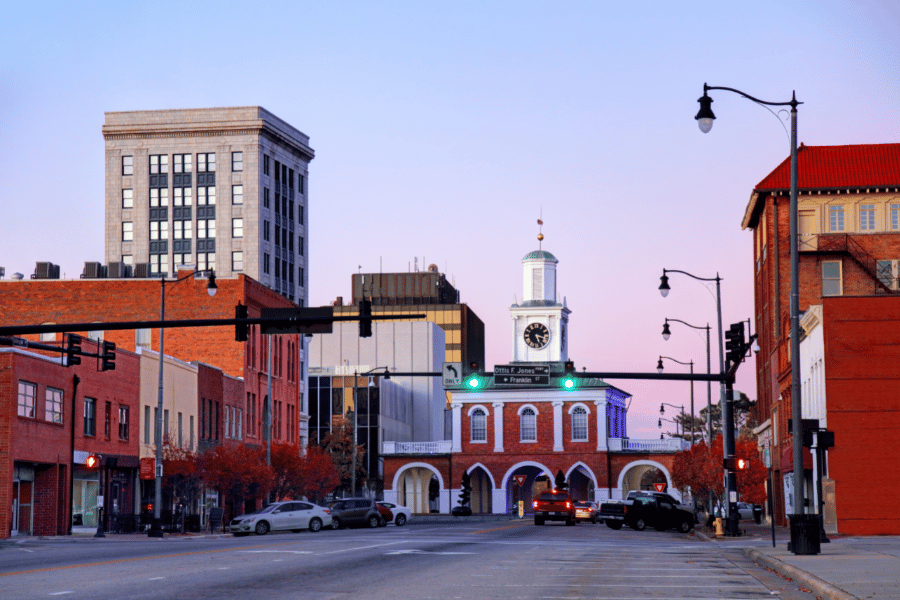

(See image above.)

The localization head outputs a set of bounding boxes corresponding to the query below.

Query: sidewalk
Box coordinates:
[697,521,900,600]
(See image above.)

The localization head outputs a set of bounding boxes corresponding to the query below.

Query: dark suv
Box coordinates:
[327,498,383,529]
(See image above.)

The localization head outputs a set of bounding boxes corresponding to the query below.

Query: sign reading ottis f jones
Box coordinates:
[494,364,550,386]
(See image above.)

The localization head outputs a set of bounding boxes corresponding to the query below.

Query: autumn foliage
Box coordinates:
[671,435,767,508]
[199,444,274,507]
[270,443,341,503]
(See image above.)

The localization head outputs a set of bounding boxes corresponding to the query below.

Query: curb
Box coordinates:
[741,547,860,600]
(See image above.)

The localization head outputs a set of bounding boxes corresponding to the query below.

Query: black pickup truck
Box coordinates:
[599,491,695,533]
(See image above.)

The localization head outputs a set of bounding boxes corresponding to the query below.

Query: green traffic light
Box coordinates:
[467,377,480,389]
[562,377,575,390]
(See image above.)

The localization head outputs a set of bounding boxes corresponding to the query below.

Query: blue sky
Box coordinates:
[2,1,899,437]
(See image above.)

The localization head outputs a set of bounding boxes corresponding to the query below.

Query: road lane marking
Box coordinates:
[0,541,304,577]
[472,522,533,534]
[148,577,165,580]
[384,549,477,555]
[318,541,407,555]
[48,592,73,596]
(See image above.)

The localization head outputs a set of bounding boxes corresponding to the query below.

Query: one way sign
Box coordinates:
[442,362,462,387]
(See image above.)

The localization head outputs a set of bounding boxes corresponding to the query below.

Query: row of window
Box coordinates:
[469,405,590,443]
[17,381,129,440]
[821,258,900,296]
[123,153,240,176]
[124,185,234,209]
[823,203,900,233]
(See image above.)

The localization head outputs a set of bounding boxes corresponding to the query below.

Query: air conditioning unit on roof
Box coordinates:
[33,262,60,279]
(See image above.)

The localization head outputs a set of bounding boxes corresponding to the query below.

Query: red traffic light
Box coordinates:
[86,454,100,468]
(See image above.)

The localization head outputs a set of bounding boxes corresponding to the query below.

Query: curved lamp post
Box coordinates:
[150,269,217,538]
[663,318,711,442]
[697,82,803,544]
[657,359,691,442]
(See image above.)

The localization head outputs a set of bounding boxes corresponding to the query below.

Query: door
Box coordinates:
[295,502,315,529]
[269,503,296,531]
[799,210,817,250]
[14,480,34,536]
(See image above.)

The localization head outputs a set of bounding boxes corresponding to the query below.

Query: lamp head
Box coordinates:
[658,418,662,428]
[659,273,670,298]
[656,358,664,374]
[695,90,716,133]
[206,271,218,297]
[660,403,665,415]
[752,340,761,354]
[662,321,671,340]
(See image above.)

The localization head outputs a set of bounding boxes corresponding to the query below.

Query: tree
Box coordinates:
[734,436,767,505]
[321,417,366,494]
[297,445,341,503]
[458,471,472,507]
[199,444,273,519]
[270,442,306,501]
[554,469,568,491]
[162,440,202,514]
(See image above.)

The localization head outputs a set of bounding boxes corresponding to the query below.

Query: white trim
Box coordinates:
[567,402,591,414]
[565,461,598,488]
[467,404,489,417]
[517,403,539,416]
[500,460,553,490]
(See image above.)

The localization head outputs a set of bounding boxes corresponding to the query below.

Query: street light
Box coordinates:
[697,82,803,545]
[351,366,389,497]
[149,269,217,538]
[658,416,680,437]
[658,389,687,442]
[662,317,712,443]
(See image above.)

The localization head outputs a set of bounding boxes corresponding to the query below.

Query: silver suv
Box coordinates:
[327,498,383,529]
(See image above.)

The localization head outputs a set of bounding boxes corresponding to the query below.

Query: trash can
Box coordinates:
[788,514,821,555]
[753,504,763,524]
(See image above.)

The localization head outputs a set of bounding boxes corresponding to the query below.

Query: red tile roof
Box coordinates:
[754,143,900,191]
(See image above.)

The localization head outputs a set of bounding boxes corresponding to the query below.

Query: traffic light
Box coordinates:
[100,341,116,371]
[359,299,372,338]
[235,302,249,342]
[724,457,750,470]
[86,454,100,468]
[465,374,482,389]
[66,334,82,367]
[561,375,576,390]
[725,322,746,366]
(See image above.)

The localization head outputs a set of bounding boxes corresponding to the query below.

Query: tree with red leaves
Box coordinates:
[322,417,366,494]
[298,445,341,503]
[270,442,306,501]
[162,440,202,513]
[199,444,273,518]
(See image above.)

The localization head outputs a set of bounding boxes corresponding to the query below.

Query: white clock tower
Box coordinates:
[510,246,571,363]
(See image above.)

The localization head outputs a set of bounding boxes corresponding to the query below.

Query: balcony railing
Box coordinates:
[382,441,452,455]
[607,438,690,452]
[799,233,894,293]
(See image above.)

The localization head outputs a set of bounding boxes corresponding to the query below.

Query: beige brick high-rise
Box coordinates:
[102,107,314,304]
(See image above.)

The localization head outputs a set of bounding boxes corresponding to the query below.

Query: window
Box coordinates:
[174,187,192,206]
[198,252,215,272]
[232,251,243,272]
[877,259,900,290]
[299,205,304,225]
[263,187,270,208]
[829,205,845,231]
[232,151,243,172]
[122,155,133,176]
[118,405,129,441]
[520,407,536,442]
[263,253,270,274]
[144,405,151,444]
[198,153,216,173]
[892,204,900,230]
[122,254,133,266]
[198,219,216,239]
[164,409,170,439]
[150,253,168,276]
[232,218,243,238]
[122,221,133,241]
[122,189,133,209]
[150,187,169,207]
[299,174,305,194]
[190,415,195,450]
[571,406,588,441]
[84,397,96,436]
[178,412,183,447]
[232,184,243,205]
[174,154,192,173]
[45,388,63,424]
[150,220,169,240]
[17,381,36,418]
[299,266,304,287]
[823,261,842,296]
[859,204,875,231]
[263,220,270,241]
[173,253,190,268]
[197,186,215,205]
[150,154,168,174]
[470,408,487,442]
[299,236,304,256]
[174,220,192,239]
[263,155,270,176]
[105,402,112,439]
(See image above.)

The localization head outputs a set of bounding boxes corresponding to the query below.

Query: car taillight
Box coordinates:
[623,506,628,514]
[533,501,538,509]
[323,509,331,514]
[566,502,571,509]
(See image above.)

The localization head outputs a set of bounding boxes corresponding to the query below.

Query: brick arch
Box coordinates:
[501,460,553,490]
[465,462,497,489]
[615,459,680,501]
[565,461,597,487]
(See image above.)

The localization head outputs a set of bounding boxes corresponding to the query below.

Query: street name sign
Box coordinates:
[494,364,549,386]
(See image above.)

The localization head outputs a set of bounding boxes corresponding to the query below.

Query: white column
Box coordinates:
[595,399,607,451]
[552,400,564,451]
[493,402,505,452]
[492,488,507,514]
[451,403,462,452]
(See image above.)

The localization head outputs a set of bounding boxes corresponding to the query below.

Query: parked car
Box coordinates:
[737,502,759,520]
[327,498,384,529]
[451,505,473,516]
[228,501,331,536]
[574,501,599,523]
[377,502,412,526]
[375,502,392,526]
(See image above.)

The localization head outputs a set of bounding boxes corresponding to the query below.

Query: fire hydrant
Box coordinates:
[714,517,724,536]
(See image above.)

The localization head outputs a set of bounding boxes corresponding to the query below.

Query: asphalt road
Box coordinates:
[0,519,819,600]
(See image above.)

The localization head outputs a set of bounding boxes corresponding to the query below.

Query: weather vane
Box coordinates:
[537,209,544,249]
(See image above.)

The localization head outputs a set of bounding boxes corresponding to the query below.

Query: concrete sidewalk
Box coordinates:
[699,521,900,600]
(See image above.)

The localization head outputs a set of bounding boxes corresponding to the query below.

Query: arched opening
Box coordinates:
[469,465,493,514]
[617,461,677,500]
[567,464,596,501]
[505,464,548,514]
[395,465,442,514]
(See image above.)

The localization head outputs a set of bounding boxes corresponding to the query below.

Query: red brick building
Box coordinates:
[0,342,140,538]
[742,142,900,534]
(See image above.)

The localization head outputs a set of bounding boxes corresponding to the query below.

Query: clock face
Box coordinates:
[524,322,550,349]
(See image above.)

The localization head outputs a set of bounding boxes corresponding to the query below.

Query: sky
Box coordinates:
[2,1,899,438]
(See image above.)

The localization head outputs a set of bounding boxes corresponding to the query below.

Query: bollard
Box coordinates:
[715,517,724,536]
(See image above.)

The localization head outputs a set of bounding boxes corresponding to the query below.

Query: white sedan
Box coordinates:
[228,500,332,536]
[377,502,412,526]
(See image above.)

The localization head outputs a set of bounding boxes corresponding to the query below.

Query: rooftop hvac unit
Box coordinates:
[107,262,130,278]
[33,262,60,279]
[134,263,151,278]
[82,262,105,279]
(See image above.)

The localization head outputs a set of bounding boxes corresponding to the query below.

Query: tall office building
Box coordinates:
[102,107,314,303]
